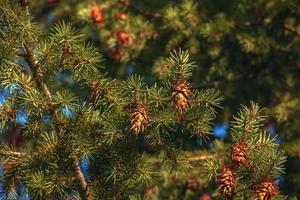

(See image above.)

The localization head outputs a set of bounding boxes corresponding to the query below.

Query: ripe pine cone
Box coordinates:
[199,193,211,200]
[253,181,278,200]
[117,31,131,47]
[171,80,192,114]
[131,104,149,134]
[90,6,105,27]
[116,12,128,21]
[217,167,236,197]
[231,142,247,166]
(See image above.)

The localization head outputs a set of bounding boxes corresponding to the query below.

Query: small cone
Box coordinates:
[171,80,192,114]
[253,180,278,200]
[199,193,211,200]
[117,31,131,47]
[231,142,248,166]
[217,167,236,197]
[116,12,128,21]
[131,104,149,134]
[90,6,105,27]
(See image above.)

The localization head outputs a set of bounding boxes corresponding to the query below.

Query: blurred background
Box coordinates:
[1,0,300,199]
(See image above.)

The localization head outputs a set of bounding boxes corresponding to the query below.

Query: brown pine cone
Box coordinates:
[217,167,236,197]
[171,80,192,114]
[116,12,128,21]
[117,31,131,47]
[253,180,278,200]
[231,142,248,166]
[199,193,211,200]
[131,104,149,134]
[90,6,105,27]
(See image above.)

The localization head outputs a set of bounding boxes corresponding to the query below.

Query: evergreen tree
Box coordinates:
[0,0,294,199]
[25,0,300,197]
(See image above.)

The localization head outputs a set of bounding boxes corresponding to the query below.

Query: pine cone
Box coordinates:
[171,80,192,113]
[231,142,248,166]
[117,31,131,47]
[131,104,149,134]
[253,181,278,200]
[90,6,105,27]
[116,12,128,21]
[217,167,236,197]
[199,193,211,200]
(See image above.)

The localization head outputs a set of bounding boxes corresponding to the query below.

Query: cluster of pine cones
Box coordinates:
[217,142,279,199]
[89,4,131,60]
[129,78,192,135]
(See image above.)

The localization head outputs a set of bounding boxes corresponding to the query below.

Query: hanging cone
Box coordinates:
[131,104,149,134]
[217,167,236,197]
[90,6,105,27]
[117,31,131,47]
[253,180,278,200]
[199,193,211,200]
[231,142,248,166]
[171,80,192,114]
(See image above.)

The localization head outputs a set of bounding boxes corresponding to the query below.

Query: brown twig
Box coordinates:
[17,1,91,199]
[0,151,26,157]
[21,47,91,200]
[72,158,91,200]
[22,45,52,100]
[188,154,216,163]
[284,24,300,37]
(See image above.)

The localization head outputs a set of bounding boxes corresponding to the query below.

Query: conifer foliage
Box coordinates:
[0,1,224,199]
[202,103,286,199]
[0,1,288,200]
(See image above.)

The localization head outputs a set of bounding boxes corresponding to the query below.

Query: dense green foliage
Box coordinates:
[0,0,299,199]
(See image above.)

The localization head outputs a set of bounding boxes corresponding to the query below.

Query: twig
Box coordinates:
[21,46,91,200]
[22,45,52,100]
[18,1,91,199]
[188,154,216,163]
[284,24,300,37]
[72,158,91,200]
[0,151,26,157]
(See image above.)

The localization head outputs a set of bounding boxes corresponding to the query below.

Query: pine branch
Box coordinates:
[72,159,91,200]
[16,2,91,199]
[21,46,91,199]
[21,45,52,100]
